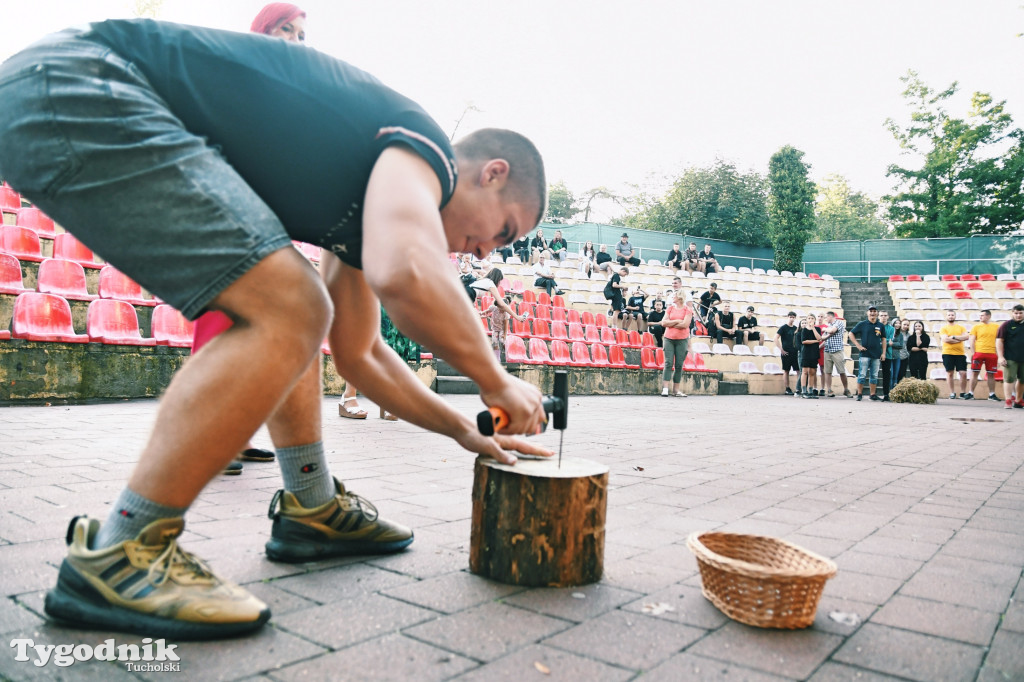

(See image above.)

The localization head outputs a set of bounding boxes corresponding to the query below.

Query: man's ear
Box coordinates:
[478,159,510,188]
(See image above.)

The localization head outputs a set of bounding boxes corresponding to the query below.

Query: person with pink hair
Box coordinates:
[250,3,306,41]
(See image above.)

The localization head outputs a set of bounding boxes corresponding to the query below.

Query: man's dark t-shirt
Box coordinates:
[596,252,612,266]
[666,249,683,266]
[699,290,721,317]
[737,314,758,331]
[87,19,457,271]
[997,318,1024,362]
[626,294,646,316]
[717,311,735,330]
[851,320,886,359]
[604,274,622,300]
[776,323,799,353]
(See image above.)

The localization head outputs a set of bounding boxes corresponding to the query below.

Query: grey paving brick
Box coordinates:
[501,583,639,623]
[807,662,919,681]
[452,644,634,682]
[644,651,793,681]
[620,583,730,630]
[687,621,843,679]
[543,610,704,670]
[870,595,1000,645]
[381,571,524,614]
[898,572,1015,613]
[273,593,436,649]
[977,629,1024,682]
[270,562,417,604]
[832,623,985,681]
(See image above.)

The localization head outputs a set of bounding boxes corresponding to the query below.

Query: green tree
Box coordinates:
[767,146,816,272]
[623,161,770,247]
[884,71,1024,237]
[814,174,888,242]
[545,181,578,223]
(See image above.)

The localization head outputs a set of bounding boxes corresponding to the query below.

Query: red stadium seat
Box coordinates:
[594,313,608,327]
[152,304,194,347]
[37,258,97,301]
[656,348,665,366]
[941,274,957,281]
[52,233,102,268]
[1007,282,1023,290]
[477,294,494,311]
[683,352,699,371]
[808,273,821,280]
[16,208,56,238]
[511,317,532,337]
[608,344,639,369]
[1,225,44,262]
[0,253,27,295]
[580,311,595,327]
[534,304,551,321]
[551,294,566,308]
[954,291,973,299]
[549,322,567,341]
[527,337,551,364]
[979,274,995,281]
[505,335,529,363]
[889,275,904,282]
[566,309,581,325]
[584,324,601,343]
[521,288,535,303]
[614,328,629,346]
[570,341,593,367]
[907,275,923,282]
[567,323,585,342]
[946,282,963,290]
[532,318,551,340]
[627,330,642,348]
[600,327,616,345]
[641,347,661,369]
[959,274,976,281]
[536,292,551,306]
[0,186,20,211]
[481,316,491,336]
[640,332,655,348]
[0,330,9,340]
[87,299,156,346]
[966,282,983,291]
[98,266,155,306]
[12,292,89,343]
[590,343,610,368]
[551,306,566,323]
[516,301,534,317]
[549,340,571,366]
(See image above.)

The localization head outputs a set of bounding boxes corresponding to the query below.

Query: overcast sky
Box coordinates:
[2,1,1021,222]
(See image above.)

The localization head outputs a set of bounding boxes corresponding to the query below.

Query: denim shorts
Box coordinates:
[0,29,293,320]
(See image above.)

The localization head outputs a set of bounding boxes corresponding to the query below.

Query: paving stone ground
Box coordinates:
[0,393,1021,681]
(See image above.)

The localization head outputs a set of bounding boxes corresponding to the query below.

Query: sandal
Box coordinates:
[238,447,275,462]
[338,396,368,419]
[223,458,243,475]
[380,407,398,421]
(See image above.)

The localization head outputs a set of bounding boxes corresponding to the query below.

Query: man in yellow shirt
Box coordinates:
[940,310,969,399]
[965,309,1001,401]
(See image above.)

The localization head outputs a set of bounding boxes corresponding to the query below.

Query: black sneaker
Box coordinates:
[856,393,863,401]
[826,392,836,398]
[266,478,413,562]
[963,392,974,400]
[844,389,854,398]
[989,393,1000,401]
[883,395,891,402]
[785,388,794,395]
[870,394,881,401]
[223,459,243,476]
[1014,402,1024,409]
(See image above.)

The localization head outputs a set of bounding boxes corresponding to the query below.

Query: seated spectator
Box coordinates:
[665,243,684,271]
[615,232,641,267]
[906,320,931,380]
[683,242,701,272]
[595,243,614,278]
[698,282,721,322]
[549,229,568,262]
[513,234,531,263]
[532,254,564,297]
[800,314,822,398]
[530,228,550,264]
[714,302,739,344]
[482,293,526,362]
[647,299,666,347]
[698,244,719,274]
[456,253,475,277]
[660,290,693,397]
[579,240,597,278]
[623,286,648,332]
[775,312,800,394]
[736,305,762,346]
[604,266,629,327]
[649,291,665,313]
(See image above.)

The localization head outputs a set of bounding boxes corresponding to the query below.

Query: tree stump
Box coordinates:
[470,455,609,587]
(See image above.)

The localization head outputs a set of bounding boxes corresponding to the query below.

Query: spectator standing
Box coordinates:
[482,294,525,362]
[647,300,666,347]
[819,311,852,397]
[616,233,641,266]
[996,304,1024,409]
[513,233,531,264]
[578,240,597,278]
[624,287,648,332]
[665,243,684,270]
[529,228,549,264]
[906,320,931,379]
[775,312,800,395]
[887,315,904,398]
[939,309,969,399]
[965,309,1001,401]
[715,303,738,345]
[898,319,912,381]
[532,254,564,297]
[799,314,822,398]
[878,311,896,401]
[604,266,629,326]
[595,244,614,278]
[660,290,693,397]
[848,306,887,401]
[683,242,701,272]
[736,306,762,347]
[698,283,721,322]
[549,229,568,262]
[698,244,719,274]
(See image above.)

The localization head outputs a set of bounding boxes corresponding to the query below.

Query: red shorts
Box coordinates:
[971,353,998,373]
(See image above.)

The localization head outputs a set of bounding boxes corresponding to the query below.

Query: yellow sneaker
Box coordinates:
[45,516,269,639]
[265,478,413,562]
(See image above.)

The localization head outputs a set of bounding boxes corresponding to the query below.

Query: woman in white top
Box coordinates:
[579,240,597,278]
[470,269,521,319]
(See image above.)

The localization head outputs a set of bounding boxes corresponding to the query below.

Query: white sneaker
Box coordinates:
[661,387,669,396]
[675,392,688,397]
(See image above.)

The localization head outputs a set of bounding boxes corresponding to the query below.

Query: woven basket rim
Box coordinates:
[687,530,838,580]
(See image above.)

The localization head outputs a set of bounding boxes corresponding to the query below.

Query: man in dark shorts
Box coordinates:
[848,306,887,402]
[996,304,1024,409]
[665,243,684,270]
[775,312,800,394]
[939,309,969,399]
[699,283,721,322]
[736,306,762,347]
[699,244,719,273]
[0,20,551,639]
[714,302,738,345]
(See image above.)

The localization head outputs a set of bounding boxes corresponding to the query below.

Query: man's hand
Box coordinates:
[479,374,546,435]
[455,429,555,465]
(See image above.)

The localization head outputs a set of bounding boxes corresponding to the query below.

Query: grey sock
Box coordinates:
[278,441,335,508]
[94,488,188,549]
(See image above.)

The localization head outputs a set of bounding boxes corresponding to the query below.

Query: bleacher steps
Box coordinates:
[433,359,480,394]
[717,380,749,395]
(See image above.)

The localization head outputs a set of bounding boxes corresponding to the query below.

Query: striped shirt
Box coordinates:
[822,318,846,353]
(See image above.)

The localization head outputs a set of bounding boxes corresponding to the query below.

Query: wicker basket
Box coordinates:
[687,531,837,629]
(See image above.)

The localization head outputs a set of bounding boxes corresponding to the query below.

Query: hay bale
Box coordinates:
[890,377,939,404]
